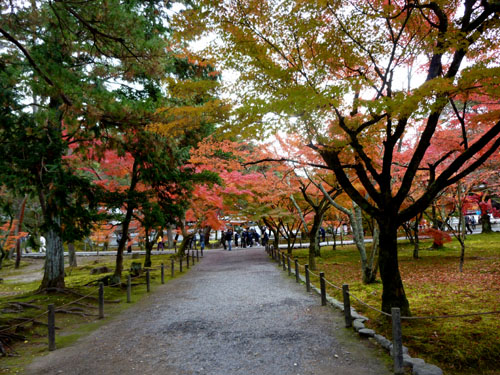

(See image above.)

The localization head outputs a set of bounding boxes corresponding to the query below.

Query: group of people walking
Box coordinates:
[220,227,269,250]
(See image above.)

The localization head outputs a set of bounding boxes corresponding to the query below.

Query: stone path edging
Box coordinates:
[292,267,444,375]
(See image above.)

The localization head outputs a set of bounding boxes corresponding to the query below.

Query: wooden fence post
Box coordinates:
[305,264,310,292]
[196,249,199,261]
[287,255,291,276]
[98,282,104,318]
[342,284,352,327]
[186,253,190,269]
[127,274,131,303]
[295,259,299,282]
[161,263,165,284]
[391,307,404,375]
[146,270,151,292]
[179,257,183,273]
[48,304,56,351]
[278,251,281,266]
[282,254,286,271]
[171,258,175,277]
[320,272,326,306]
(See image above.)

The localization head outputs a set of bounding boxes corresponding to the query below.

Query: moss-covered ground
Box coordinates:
[0,252,188,374]
[289,232,500,375]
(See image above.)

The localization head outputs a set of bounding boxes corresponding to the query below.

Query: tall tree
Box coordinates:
[186,0,500,314]
[0,0,185,289]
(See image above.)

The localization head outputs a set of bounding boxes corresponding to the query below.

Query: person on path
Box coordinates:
[220,230,227,250]
[247,229,253,247]
[241,230,247,248]
[234,231,240,247]
[262,229,269,246]
[225,229,233,251]
[199,230,205,251]
[157,235,164,251]
[465,216,473,234]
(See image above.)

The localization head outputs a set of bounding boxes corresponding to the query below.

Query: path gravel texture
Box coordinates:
[26,247,392,375]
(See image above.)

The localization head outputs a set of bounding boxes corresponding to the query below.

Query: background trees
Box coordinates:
[0,0,226,287]
[183,0,500,314]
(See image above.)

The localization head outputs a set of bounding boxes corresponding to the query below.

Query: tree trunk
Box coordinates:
[308,214,322,258]
[68,243,77,267]
[481,213,492,233]
[40,226,65,290]
[144,228,152,268]
[15,195,28,269]
[365,226,379,283]
[203,226,211,244]
[113,208,134,282]
[113,160,139,282]
[412,213,422,259]
[167,225,174,249]
[178,233,194,257]
[377,220,410,316]
[0,246,5,269]
[145,241,153,268]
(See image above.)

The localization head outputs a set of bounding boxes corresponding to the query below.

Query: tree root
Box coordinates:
[39,287,121,303]
[54,308,98,317]
[8,302,43,310]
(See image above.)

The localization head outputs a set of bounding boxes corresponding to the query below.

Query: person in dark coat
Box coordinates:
[234,231,240,247]
[220,230,227,250]
[226,229,233,251]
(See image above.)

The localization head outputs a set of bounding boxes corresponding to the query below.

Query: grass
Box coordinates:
[289,232,500,375]
[0,252,186,374]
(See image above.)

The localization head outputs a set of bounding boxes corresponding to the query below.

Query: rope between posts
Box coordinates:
[323,278,343,291]
[279,254,500,320]
[400,310,500,320]
[346,290,392,317]
[0,260,175,334]
[308,269,320,278]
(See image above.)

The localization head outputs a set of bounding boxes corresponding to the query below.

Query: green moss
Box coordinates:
[287,233,500,375]
[0,253,186,373]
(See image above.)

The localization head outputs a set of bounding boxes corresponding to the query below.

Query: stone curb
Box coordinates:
[292,266,443,375]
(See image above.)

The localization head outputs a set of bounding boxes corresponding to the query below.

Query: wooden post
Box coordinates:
[342,284,352,328]
[295,259,299,283]
[98,282,104,318]
[127,274,131,303]
[186,253,190,269]
[146,270,151,292]
[171,258,175,277]
[161,263,165,284]
[48,304,56,351]
[201,247,203,257]
[305,264,311,292]
[320,272,326,306]
[287,255,291,276]
[196,249,199,261]
[278,251,281,266]
[391,308,404,375]
[282,254,286,271]
[180,257,183,272]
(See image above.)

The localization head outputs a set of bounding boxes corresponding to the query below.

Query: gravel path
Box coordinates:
[26,247,391,375]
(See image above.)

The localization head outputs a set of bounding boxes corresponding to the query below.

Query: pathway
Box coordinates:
[26,247,391,375]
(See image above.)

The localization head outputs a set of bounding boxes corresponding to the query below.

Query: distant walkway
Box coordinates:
[26,247,391,375]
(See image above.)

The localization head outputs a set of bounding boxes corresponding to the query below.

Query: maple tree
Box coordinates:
[185,0,500,314]
[0,1,228,287]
